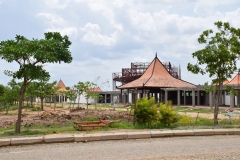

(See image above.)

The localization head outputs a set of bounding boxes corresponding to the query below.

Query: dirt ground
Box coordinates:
[0,105,234,128]
[0,105,131,128]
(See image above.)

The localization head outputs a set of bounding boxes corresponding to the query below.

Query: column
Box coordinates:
[222,91,225,106]
[209,91,213,108]
[165,90,168,103]
[192,89,195,107]
[132,92,135,104]
[154,92,158,102]
[230,91,234,109]
[197,90,200,106]
[183,90,186,105]
[104,94,107,104]
[237,90,240,107]
[120,89,122,103]
[111,94,113,105]
[177,90,180,106]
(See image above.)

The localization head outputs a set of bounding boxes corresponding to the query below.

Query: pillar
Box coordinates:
[192,89,195,107]
[154,92,158,102]
[209,91,213,108]
[237,90,240,107]
[230,91,234,109]
[120,89,122,103]
[183,90,186,105]
[111,94,113,105]
[177,90,180,106]
[222,91,225,106]
[105,94,107,104]
[165,90,168,103]
[197,90,200,106]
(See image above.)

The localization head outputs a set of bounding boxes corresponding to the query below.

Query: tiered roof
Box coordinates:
[118,55,195,89]
[57,79,68,91]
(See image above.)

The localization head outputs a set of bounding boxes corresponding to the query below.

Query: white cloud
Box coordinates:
[42,0,70,9]
[194,0,218,17]
[36,13,65,26]
[46,27,78,39]
[80,23,117,46]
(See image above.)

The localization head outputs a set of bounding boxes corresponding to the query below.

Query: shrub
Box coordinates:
[178,114,192,126]
[159,101,179,126]
[135,97,158,125]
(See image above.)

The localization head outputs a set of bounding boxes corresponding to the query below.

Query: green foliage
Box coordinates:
[135,97,158,125]
[187,21,240,124]
[159,101,180,126]
[0,84,18,114]
[178,115,193,126]
[0,32,73,133]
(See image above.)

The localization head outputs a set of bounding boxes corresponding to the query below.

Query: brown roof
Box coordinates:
[90,87,102,92]
[118,56,195,89]
[57,79,68,91]
[227,74,240,85]
[223,80,230,85]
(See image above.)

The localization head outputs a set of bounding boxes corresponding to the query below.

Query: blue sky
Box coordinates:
[0,0,240,90]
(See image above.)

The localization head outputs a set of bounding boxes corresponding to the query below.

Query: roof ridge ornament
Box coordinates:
[155,52,157,58]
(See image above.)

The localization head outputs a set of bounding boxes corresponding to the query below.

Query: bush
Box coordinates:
[178,115,192,126]
[135,97,158,125]
[159,101,179,126]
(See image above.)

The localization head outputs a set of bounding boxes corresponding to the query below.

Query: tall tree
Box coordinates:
[187,21,240,124]
[34,79,57,111]
[93,76,109,109]
[74,81,85,108]
[0,32,72,133]
[83,81,96,109]
[66,87,77,108]
[0,84,17,115]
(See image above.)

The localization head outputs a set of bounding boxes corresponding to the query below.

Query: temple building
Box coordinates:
[117,54,197,106]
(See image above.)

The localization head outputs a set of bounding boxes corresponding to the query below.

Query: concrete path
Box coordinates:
[1,128,240,148]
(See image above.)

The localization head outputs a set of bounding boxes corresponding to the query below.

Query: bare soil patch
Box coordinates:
[0,106,131,128]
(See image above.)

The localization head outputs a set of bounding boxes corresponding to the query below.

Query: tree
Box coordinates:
[92,76,109,109]
[66,87,77,108]
[0,32,72,133]
[83,81,96,109]
[0,84,17,114]
[187,21,240,124]
[74,81,85,107]
[25,82,38,107]
[34,79,57,111]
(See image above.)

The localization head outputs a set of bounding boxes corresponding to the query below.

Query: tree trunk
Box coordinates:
[31,97,33,107]
[41,98,44,111]
[213,84,221,125]
[15,92,24,134]
[54,95,56,111]
[5,105,9,115]
[95,98,97,110]
[78,94,80,108]
[86,99,88,109]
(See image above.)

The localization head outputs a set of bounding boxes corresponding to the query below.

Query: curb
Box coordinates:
[1,128,240,147]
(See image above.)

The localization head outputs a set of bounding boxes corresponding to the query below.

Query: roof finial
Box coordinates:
[155,52,157,58]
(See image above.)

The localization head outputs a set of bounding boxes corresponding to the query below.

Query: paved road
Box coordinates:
[1,135,240,160]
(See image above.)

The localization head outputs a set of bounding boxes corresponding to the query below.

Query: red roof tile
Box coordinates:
[90,87,102,92]
[118,56,195,89]
[228,74,240,85]
[57,79,68,91]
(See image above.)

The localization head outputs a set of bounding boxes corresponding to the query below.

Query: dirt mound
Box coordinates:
[0,108,131,128]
